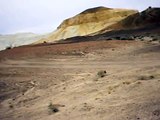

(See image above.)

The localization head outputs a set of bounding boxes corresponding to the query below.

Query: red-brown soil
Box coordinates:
[0,40,139,60]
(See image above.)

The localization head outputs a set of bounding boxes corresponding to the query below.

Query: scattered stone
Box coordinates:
[48,102,65,114]
[153,109,160,116]
[142,36,153,41]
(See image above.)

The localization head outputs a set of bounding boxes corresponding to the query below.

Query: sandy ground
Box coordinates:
[0,40,160,120]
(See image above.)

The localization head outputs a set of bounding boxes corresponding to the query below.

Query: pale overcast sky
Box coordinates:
[0,0,159,34]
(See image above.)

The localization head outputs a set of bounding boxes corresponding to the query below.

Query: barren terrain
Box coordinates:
[0,40,160,120]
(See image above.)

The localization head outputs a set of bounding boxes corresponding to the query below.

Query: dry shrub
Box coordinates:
[48,103,59,113]
[138,75,155,80]
[97,70,107,78]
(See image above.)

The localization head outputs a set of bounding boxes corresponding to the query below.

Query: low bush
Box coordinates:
[97,70,107,78]
[6,46,12,50]
[138,75,155,80]
[48,103,59,113]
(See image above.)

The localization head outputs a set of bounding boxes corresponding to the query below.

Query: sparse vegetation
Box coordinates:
[138,75,155,80]
[122,81,131,85]
[6,46,12,50]
[43,41,47,43]
[48,102,59,113]
[136,81,142,84]
[107,84,120,94]
[9,104,14,108]
[97,70,107,78]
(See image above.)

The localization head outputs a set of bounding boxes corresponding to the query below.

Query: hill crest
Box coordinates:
[36,6,137,43]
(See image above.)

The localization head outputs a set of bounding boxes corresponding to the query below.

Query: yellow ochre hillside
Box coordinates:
[36,7,137,43]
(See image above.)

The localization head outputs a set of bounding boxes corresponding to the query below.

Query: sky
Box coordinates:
[0,0,159,35]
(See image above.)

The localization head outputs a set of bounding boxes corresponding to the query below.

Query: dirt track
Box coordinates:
[0,40,160,120]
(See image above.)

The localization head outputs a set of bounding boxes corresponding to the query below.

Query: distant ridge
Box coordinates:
[0,32,48,51]
[80,6,112,14]
[98,7,160,34]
